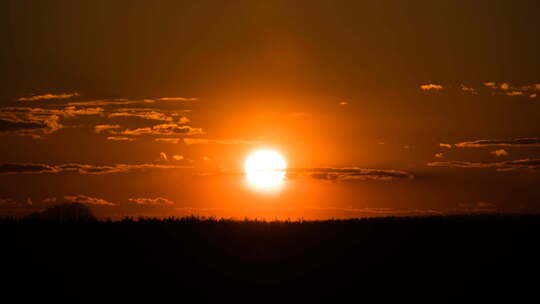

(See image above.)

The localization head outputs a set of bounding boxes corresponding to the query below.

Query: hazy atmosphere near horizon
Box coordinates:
[2,0,540,219]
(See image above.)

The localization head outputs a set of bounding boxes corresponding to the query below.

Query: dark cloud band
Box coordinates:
[0,163,193,175]
[455,138,540,148]
[427,158,540,171]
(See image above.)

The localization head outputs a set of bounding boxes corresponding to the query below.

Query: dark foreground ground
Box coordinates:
[2,214,540,302]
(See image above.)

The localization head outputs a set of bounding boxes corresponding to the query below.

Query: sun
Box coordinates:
[244,150,287,190]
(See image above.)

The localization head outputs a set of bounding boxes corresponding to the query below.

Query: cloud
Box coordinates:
[64,195,116,206]
[0,198,25,208]
[439,82,540,96]
[339,101,349,105]
[172,155,184,161]
[108,108,175,122]
[107,136,134,141]
[2,95,199,139]
[460,84,477,94]
[454,138,540,148]
[491,149,508,157]
[183,138,259,145]
[18,93,80,101]
[420,84,443,90]
[0,106,103,118]
[94,124,120,133]
[0,106,103,138]
[117,123,203,136]
[157,97,197,101]
[178,116,191,124]
[0,119,47,133]
[289,167,414,181]
[531,93,537,99]
[476,201,494,208]
[0,163,57,174]
[457,201,497,213]
[427,158,540,171]
[67,97,196,106]
[304,206,443,216]
[0,109,62,138]
[67,99,138,106]
[128,197,174,206]
[439,143,453,148]
[155,138,181,144]
[61,106,104,116]
[43,197,57,203]
[0,163,193,175]
[202,156,211,161]
[203,167,414,182]
[435,153,444,158]
[427,160,494,169]
[159,152,168,161]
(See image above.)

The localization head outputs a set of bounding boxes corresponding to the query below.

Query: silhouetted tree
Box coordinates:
[39,203,96,221]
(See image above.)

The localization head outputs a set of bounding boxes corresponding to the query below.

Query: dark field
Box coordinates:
[3,214,539,302]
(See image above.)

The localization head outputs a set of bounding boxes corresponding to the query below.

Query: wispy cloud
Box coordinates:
[159,152,168,161]
[108,108,176,122]
[95,124,120,133]
[128,197,174,206]
[427,158,540,171]
[0,163,193,175]
[420,84,443,90]
[491,149,508,157]
[157,97,197,101]
[155,138,181,144]
[484,82,496,88]
[460,84,477,94]
[172,155,184,161]
[18,93,80,101]
[454,138,540,148]
[457,201,497,213]
[289,167,414,181]
[304,206,443,216]
[107,136,134,141]
[67,99,138,106]
[117,123,203,136]
[0,106,103,138]
[64,194,116,206]
[425,82,540,97]
[0,198,27,208]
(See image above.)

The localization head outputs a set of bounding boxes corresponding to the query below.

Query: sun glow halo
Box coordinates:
[244,150,287,190]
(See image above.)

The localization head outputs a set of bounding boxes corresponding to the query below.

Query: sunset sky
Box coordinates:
[1,0,540,219]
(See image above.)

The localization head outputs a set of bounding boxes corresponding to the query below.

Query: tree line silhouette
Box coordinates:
[2,203,539,302]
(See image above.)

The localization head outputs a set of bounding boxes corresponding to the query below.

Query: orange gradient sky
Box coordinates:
[1,0,540,219]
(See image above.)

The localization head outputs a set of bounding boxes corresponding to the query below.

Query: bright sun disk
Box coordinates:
[244,150,287,189]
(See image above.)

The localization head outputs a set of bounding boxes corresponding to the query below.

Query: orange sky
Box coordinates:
[1,0,540,219]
